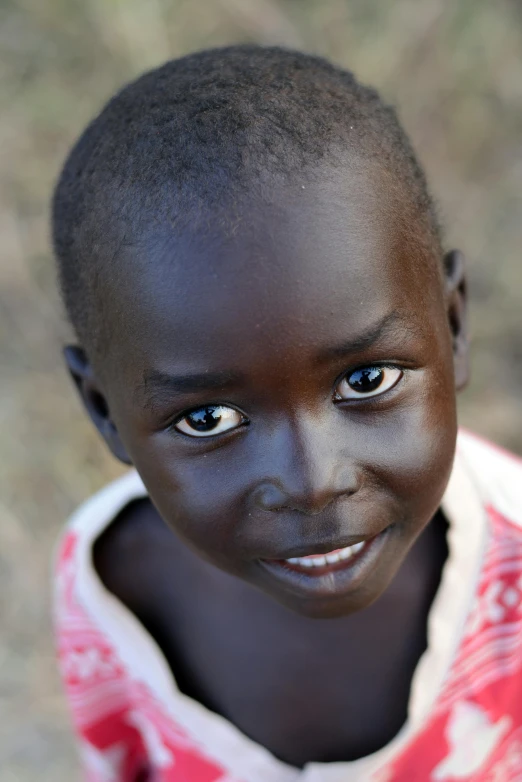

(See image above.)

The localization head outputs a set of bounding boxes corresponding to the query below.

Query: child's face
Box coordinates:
[74,162,467,618]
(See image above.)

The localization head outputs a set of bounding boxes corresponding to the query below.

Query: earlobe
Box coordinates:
[63,345,133,465]
[443,250,469,391]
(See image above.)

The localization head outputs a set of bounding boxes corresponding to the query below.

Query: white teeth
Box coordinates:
[284,541,367,568]
[287,557,313,567]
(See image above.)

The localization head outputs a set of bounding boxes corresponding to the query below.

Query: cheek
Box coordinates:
[125,433,246,560]
[366,372,457,523]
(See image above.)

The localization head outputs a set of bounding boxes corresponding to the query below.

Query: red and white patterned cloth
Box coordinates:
[53,430,522,781]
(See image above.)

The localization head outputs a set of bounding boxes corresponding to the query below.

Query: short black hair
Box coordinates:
[52,44,441,357]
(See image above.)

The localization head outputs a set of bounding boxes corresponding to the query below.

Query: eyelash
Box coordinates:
[171,363,405,439]
[333,364,403,403]
[173,404,248,439]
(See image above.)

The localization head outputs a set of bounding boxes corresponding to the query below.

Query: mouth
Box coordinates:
[277,539,367,574]
[257,527,392,600]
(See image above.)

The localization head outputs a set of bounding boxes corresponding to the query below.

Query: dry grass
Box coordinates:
[1,1,521,778]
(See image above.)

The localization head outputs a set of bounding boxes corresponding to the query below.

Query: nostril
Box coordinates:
[251,463,361,515]
[252,481,345,515]
[252,482,289,512]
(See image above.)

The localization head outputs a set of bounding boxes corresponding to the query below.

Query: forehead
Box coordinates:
[99,162,443,380]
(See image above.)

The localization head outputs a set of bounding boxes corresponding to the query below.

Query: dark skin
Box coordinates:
[65,160,469,766]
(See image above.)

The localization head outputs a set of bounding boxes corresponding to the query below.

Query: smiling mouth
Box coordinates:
[258,525,393,600]
[280,540,367,573]
[262,535,380,577]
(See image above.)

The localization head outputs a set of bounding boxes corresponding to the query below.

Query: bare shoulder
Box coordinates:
[93,497,175,614]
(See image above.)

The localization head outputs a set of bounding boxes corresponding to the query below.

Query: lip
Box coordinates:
[264,534,373,562]
[257,526,391,601]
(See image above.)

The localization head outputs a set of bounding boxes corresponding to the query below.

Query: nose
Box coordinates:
[251,414,361,515]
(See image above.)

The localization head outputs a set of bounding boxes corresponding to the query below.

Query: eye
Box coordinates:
[335,366,403,401]
[174,405,246,438]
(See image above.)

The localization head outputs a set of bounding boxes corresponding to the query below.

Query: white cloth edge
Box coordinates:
[66,430,493,781]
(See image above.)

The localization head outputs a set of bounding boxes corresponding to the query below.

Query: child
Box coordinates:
[51,45,522,781]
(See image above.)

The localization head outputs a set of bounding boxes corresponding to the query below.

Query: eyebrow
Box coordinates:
[137,368,245,407]
[137,311,415,407]
[316,311,413,362]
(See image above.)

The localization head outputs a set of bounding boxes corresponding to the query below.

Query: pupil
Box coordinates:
[188,406,222,431]
[348,367,384,392]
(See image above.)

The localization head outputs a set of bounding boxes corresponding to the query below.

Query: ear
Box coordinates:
[443,249,469,391]
[63,345,132,465]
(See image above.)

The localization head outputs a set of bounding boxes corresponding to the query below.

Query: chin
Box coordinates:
[286,583,387,619]
[253,524,407,619]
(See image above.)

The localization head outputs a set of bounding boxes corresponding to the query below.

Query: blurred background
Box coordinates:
[1,0,521,779]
